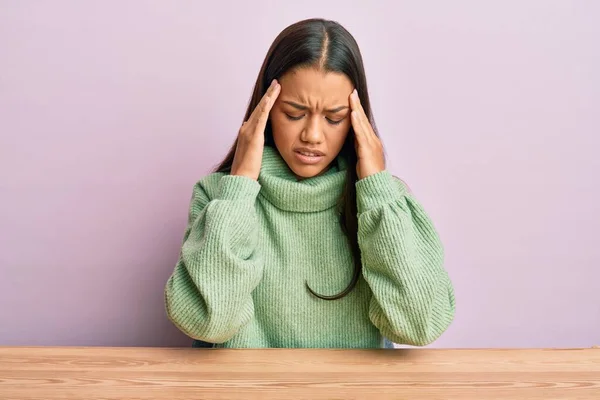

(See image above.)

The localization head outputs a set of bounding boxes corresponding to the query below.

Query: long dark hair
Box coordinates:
[214,18,381,300]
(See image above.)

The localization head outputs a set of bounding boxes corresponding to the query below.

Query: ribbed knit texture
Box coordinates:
[165,146,455,348]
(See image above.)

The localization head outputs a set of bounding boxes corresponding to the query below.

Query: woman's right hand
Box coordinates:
[231,79,281,181]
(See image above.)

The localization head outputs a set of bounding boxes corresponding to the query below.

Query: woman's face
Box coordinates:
[270,67,354,179]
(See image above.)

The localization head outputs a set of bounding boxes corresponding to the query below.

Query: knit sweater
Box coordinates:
[165,146,455,348]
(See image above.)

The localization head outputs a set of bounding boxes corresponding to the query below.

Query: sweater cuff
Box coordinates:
[217,175,261,201]
[356,170,406,213]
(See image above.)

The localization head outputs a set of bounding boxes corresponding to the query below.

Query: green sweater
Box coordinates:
[165,146,455,348]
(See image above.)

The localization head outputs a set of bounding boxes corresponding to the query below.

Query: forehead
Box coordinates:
[278,67,353,106]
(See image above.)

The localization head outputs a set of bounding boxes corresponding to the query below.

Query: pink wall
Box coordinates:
[1,1,599,347]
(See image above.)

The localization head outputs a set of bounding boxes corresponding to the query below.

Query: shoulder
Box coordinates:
[190,171,229,204]
[391,174,412,194]
[185,172,229,219]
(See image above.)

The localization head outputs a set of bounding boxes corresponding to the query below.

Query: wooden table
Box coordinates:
[1,347,599,399]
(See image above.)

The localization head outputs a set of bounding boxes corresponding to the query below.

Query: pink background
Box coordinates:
[1,1,599,347]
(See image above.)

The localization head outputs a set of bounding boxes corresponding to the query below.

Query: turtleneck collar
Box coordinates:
[257,146,348,213]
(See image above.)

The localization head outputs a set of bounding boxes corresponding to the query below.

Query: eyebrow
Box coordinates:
[282,101,348,113]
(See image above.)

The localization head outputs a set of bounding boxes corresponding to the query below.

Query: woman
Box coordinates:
[164,18,455,348]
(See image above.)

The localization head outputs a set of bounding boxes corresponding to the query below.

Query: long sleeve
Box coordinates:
[356,171,455,346]
[165,174,263,343]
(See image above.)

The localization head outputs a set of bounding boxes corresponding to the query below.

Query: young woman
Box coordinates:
[165,18,455,348]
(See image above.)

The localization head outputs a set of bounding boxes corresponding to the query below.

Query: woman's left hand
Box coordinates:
[349,89,385,179]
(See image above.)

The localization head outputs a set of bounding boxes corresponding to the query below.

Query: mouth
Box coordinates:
[293,148,325,165]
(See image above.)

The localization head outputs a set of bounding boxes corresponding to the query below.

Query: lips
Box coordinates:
[293,148,325,165]
[294,148,325,157]
[296,150,322,157]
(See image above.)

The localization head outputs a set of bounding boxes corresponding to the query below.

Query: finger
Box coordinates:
[349,90,366,137]
[351,105,371,145]
[351,90,378,144]
[352,90,373,135]
[350,89,366,116]
[349,88,359,112]
[256,82,281,130]
[248,80,280,125]
[349,90,361,131]
[351,110,367,148]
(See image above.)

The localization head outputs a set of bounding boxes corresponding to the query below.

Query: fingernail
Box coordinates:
[353,89,358,96]
[271,79,277,87]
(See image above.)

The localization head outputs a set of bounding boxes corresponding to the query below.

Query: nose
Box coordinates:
[300,116,324,144]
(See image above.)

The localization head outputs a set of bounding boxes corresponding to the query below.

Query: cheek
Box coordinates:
[328,124,351,149]
[270,114,297,145]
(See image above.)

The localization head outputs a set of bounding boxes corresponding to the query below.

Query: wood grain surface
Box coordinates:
[0,347,599,399]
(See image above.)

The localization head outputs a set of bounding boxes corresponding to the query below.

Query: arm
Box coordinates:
[165,174,263,343]
[356,171,455,346]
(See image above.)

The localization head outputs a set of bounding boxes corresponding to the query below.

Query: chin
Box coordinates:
[288,162,327,179]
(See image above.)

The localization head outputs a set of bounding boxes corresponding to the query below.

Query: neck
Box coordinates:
[257,146,348,213]
[294,163,336,181]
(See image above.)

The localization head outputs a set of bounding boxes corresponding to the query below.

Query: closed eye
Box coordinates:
[326,117,345,125]
[285,113,304,121]
[286,114,345,125]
